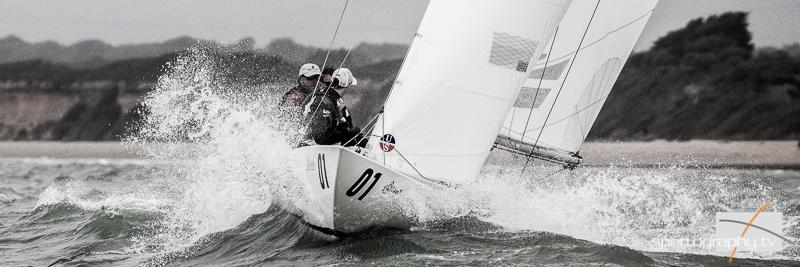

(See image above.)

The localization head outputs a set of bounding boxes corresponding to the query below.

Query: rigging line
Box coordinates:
[338,0,382,99]
[302,0,350,132]
[506,105,517,141]
[338,0,380,69]
[372,0,430,163]
[361,114,382,146]
[523,95,607,133]
[377,0,431,116]
[341,109,381,147]
[575,105,587,142]
[543,167,567,179]
[519,153,570,179]
[519,155,534,178]
[506,9,560,141]
[352,113,380,149]
[527,8,655,69]
[392,147,436,184]
[382,104,386,164]
[532,0,601,149]
[518,0,600,174]
[519,26,559,143]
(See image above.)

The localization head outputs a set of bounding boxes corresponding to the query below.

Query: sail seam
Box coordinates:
[533,0,601,149]
[518,27,558,143]
[450,86,516,103]
[524,95,607,133]
[518,0,602,174]
[528,8,655,68]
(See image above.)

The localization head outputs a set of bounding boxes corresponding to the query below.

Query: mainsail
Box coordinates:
[496,0,659,168]
[367,0,572,184]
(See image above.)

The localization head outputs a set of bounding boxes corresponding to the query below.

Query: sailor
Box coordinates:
[279,63,322,112]
[303,68,365,147]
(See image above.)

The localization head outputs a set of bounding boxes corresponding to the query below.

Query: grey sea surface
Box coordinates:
[3,140,799,167]
[1,143,799,266]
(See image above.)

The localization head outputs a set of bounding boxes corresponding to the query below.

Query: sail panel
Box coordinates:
[367,0,571,184]
[499,0,658,160]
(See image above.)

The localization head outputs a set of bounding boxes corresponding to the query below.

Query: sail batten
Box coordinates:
[498,0,659,161]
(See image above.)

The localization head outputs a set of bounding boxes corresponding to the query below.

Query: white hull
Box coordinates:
[293,146,444,234]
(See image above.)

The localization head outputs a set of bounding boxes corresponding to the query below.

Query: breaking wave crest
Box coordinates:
[119,46,315,256]
[421,164,800,260]
[15,45,798,265]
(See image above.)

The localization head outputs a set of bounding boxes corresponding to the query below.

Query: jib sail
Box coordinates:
[496,0,659,168]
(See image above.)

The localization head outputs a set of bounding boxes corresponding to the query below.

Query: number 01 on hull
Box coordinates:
[293,146,443,234]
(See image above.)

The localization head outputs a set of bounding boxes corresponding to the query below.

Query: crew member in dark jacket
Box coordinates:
[279,63,322,112]
[303,68,365,147]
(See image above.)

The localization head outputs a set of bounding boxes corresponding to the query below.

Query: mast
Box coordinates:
[497,0,659,168]
[366,0,572,184]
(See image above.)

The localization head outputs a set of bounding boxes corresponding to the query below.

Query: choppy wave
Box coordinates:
[4,161,799,265]
[1,46,798,266]
[427,165,800,258]
[0,187,25,203]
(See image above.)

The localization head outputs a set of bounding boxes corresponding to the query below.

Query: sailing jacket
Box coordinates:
[304,88,358,145]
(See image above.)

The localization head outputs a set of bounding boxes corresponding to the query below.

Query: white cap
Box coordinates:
[298,63,321,78]
[332,68,358,88]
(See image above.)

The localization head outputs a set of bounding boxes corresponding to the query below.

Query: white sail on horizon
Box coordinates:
[367,0,572,184]
[498,0,659,164]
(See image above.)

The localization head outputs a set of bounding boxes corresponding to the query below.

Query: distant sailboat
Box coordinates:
[294,0,657,234]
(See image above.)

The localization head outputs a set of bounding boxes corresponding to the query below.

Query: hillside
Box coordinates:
[0,35,407,69]
[0,12,798,141]
[0,49,295,141]
[0,36,197,68]
[589,12,800,140]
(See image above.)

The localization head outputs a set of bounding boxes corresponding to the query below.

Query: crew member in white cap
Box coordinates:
[279,63,321,109]
[329,68,358,130]
[303,68,364,147]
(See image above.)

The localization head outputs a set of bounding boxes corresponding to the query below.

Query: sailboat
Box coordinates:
[293,0,658,234]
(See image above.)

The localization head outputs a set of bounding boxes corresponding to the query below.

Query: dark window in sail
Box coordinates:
[489,32,538,72]
[514,87,551,108]
[528,60,570,80]
[516,61,529,72]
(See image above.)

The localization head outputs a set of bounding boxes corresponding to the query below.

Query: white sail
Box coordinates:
[367,0,571,184]
[497,0,658,165]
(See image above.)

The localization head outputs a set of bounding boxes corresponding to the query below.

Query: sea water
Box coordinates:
[2,159,798,266]
[1,47,798,266]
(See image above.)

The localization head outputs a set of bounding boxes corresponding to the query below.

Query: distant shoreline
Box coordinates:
[1,140,798,169]
[490,140,800,170]
[0,141,137,159]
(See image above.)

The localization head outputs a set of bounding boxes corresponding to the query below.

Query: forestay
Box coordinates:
[367,0,571,184]
[497,0,659,166]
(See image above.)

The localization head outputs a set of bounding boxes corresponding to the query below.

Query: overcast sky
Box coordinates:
[1,0,798,51]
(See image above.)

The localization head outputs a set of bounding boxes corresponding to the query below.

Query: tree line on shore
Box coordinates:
[590,12,799,140]
[0,12,797,141]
